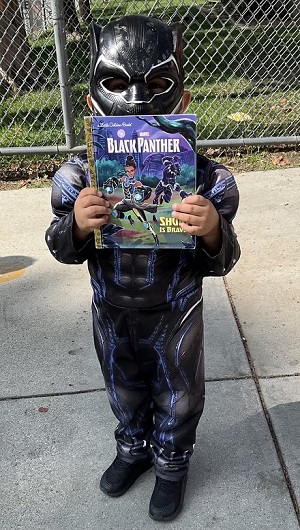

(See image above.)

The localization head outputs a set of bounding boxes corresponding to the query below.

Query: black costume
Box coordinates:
[46,15,240,486]
[45,153,240,479]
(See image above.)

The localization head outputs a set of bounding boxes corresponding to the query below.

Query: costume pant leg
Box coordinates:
[92,300,153,462]
[135,292,205,480]
[92,291,205,476]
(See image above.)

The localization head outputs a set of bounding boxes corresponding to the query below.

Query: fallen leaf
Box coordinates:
[38,407,49,413]
[227,112,252,122]
[272,155,290,166]
[20,179,32,187]
[206,147,222,156]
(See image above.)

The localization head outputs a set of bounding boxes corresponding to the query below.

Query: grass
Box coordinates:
[0,0,299,152]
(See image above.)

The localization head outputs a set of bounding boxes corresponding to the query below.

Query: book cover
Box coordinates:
[84,114,197,249]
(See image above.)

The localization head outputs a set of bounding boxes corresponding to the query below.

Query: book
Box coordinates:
[84,114,197,249]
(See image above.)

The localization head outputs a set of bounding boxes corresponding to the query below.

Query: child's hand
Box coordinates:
[73,187,112,241]
[172,195,222,254]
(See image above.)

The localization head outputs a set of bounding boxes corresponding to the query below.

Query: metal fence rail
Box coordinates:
[0,0,299,157]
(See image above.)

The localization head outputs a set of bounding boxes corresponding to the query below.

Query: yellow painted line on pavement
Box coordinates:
[0,258,26,283]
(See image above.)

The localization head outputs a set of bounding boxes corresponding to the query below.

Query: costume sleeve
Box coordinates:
[195,158,241,277]
[45,156,94,264]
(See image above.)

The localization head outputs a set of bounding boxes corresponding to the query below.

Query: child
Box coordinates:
[45,14,240,521]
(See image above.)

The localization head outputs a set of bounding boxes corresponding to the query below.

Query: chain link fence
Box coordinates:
[0,0,299,169]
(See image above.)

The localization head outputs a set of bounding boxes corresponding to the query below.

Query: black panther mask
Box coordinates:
[89,15,184,116]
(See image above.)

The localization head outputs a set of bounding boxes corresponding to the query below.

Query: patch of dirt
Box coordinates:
[0,159,61,191]
[0,146,300,191]
[201,145,300,173]
[0,177,53,191]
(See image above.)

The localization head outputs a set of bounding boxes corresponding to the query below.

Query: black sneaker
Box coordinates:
[100,456,153,497]
[149,474,188,521]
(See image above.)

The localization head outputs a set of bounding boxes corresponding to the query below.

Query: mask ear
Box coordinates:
[86,94,93,111]
[90,22,102,82]
[180,91,191,112]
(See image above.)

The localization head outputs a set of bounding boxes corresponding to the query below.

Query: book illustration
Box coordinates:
[84,114,197,249]
[103,155,159,246]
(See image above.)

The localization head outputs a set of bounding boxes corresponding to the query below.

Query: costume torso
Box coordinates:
[46,154,240,309]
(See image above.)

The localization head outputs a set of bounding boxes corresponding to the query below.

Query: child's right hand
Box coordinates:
[73,187,112,241]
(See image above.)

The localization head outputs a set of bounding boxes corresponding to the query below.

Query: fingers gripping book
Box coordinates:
[84,114,197,249]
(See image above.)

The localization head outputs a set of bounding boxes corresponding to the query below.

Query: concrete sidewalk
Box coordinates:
[0,167,299,529]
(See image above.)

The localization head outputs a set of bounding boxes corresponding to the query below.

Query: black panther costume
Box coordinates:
[45,15,240,488]
[45,152,240,479]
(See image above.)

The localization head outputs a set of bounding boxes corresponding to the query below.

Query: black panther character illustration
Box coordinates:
[137,115,196,150]
[152,155,191,206]
[103,155,159,245]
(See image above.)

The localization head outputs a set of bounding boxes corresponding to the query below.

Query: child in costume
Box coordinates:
[45,15,240,522]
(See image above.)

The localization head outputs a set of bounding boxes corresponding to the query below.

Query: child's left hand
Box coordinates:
[172,195,222,253]
[172,195,219,236]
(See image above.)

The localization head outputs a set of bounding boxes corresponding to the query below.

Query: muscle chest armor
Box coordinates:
[88,246,200,308]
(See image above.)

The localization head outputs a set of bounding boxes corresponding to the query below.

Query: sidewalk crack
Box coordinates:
[223,276,300,522]
[0,387,106,402]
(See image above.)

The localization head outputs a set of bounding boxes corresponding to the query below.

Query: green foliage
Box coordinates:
[96,159,123,182]
[141,173,159,187]
[0,0,299,151]
[177,163,195,185]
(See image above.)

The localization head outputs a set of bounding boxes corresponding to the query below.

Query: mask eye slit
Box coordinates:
[146,77,173,93]
[101,77,129,93]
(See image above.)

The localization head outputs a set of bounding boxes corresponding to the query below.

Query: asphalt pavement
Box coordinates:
[0,167,299,529]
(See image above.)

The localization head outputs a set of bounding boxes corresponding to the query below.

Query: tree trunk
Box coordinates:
[0,0,41,91]
[78,0,93,24]
[63,0,82,34]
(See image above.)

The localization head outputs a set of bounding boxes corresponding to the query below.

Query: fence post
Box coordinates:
[50,0,76,149]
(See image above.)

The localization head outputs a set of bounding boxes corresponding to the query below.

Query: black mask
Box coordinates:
[89,15,184,116]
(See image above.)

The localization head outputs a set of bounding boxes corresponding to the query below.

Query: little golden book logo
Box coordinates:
[98,121,133,127]
[84,113,197,250]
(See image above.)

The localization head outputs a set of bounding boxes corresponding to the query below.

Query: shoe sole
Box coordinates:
[148,474,188,521]
[100,461,153,498]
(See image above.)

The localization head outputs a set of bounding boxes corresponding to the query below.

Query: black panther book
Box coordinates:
[84,114,197,249]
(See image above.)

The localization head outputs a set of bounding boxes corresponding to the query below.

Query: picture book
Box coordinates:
[84,114,197,249]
